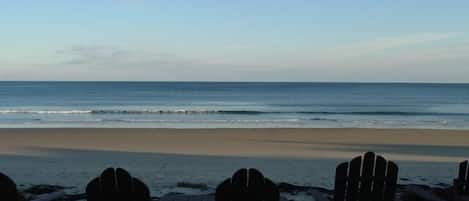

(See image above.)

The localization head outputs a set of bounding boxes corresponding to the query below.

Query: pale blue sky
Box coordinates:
[1,0,469,82]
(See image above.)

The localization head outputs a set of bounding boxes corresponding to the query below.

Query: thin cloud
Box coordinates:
[317,33,456,59]
[57,46,138,65]
[55,45,253,69]
[2,32,468,82]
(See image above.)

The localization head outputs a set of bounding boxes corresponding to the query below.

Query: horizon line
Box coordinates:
[1,80,469,84]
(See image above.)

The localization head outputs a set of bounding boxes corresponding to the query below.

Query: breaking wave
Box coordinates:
[1,109,468,116]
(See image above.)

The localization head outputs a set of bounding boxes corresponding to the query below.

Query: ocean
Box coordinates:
[1,81,469,129]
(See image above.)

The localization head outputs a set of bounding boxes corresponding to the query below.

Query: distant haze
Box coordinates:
[1,1,469,82]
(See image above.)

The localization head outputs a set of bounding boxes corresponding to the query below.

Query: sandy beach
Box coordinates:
[1,128,469,161]
[1,128,469,196]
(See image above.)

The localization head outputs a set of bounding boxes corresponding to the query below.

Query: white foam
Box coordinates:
[0,110,93,114]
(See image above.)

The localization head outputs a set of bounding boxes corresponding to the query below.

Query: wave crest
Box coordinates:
[0,109,468,116]
[0,110,92,114]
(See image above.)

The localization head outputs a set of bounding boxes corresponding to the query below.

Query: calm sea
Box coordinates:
[1,82,469,129]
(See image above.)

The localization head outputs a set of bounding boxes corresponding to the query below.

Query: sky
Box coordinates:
[1,0,469,82]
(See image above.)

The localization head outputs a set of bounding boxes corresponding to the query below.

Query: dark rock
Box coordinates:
[432,187,452,201]
[277,182,310,193]
[53,193,87,201]
[176,182,208,190]
[434,183,450,188]
[277,182,332,195]
[400,184,451,201]
[23,184,68,194]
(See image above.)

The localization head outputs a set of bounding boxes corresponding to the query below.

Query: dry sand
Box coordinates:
[1,128,469,162]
